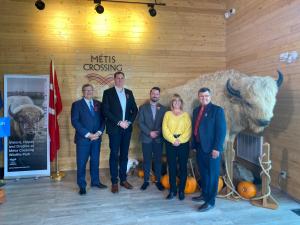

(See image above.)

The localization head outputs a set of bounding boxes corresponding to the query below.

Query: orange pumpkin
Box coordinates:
[218,177,224,193]
[237,181,257,199]
[0,189,5,204]
[184,176,197,194]
[137,169,144,178]
[161,174,170,189]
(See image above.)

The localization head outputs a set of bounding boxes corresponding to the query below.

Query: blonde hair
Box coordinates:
[170,93,183,110]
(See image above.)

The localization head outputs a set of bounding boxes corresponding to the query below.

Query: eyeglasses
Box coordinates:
[83,89,93,92]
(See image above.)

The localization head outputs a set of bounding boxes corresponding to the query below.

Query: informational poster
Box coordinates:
[4,75,50,179]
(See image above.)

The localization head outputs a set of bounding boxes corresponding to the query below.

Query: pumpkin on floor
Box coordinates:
[218,176,224,193]
[161,174,170,189]
[0,189,5,204]
[184,176,197,194]
[137,169,144,178]
[237,181,257,199]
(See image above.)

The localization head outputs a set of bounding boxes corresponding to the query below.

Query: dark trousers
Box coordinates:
[142,142,163,183]
[166,141,189,193]
[76,139,101,189]
[196,146,221,206]
[108,130,132,184]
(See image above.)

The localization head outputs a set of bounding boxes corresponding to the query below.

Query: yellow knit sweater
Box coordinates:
[162,111,192,144]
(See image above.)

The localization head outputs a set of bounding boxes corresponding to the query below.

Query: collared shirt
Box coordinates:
[115,86,126,121]
[83,98,102,138]
[84,98,93,109]
[150,101,157,120]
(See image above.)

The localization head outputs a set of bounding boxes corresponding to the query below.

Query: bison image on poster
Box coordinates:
[6,77,49,173]
[8,96,44,141]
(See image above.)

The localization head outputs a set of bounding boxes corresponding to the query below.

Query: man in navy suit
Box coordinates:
[71,84,107,195]
[102,71,138,193]
[191,87,226,212]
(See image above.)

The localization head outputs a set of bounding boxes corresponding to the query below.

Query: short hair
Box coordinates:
[82,83,94,91]
[171,93,183,110]
[150,87,160,93]
[198,87,211,95]
[114,71,125,78]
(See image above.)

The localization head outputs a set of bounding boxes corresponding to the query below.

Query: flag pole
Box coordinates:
[50,59,65,182]
[51,152,65,181]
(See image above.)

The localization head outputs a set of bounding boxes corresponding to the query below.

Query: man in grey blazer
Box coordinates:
[138,87,167,191]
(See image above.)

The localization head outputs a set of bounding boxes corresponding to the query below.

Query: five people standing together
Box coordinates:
[71,71,226,212]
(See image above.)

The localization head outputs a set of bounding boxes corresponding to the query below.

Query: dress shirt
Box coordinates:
[115,86,126,121]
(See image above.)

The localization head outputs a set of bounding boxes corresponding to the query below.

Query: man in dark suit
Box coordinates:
[102,71,138,193]
[71,84,107,195]
[191,87,226,212]
[138,87,167,191]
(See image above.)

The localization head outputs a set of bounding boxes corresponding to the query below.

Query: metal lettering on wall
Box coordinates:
[83,55,123,86]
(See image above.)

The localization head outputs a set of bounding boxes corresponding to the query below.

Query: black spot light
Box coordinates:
[148,4,157,17]
[35,0,45,10]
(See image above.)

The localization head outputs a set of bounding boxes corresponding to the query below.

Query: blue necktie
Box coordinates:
[89,101,95,116]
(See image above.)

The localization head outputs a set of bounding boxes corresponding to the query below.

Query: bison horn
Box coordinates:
[276,70,283,87]
[8,105,16,119]
[226,79,242,99]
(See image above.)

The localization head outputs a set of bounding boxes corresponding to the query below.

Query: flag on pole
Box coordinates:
[49,60,62,161]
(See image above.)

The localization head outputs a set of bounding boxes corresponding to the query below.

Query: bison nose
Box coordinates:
[257,119,270,127]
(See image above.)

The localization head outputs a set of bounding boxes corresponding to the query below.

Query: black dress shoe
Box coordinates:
[166,192,176,200]
[120,181,133,189]
[178,192,185,201]
[155,182,165,191]
[92,183,107,189]
[192,195,205,202]
[79,188,86,195]
[198,203,214,212]
[140,182,149,190]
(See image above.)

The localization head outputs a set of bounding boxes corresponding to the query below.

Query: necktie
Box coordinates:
[193,106,205,142]
[89,101,95,116]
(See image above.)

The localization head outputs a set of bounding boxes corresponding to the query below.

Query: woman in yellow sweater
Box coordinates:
[162,94,191,200]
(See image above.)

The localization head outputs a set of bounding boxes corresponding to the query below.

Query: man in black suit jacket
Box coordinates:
[138,87,166,191]
[71,84,107,195]
[102,71,138,193]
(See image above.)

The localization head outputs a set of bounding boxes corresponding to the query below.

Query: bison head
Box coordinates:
[9,104,44,140]
[226,70,283,133]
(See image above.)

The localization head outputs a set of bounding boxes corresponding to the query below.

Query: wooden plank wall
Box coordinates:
[226,0,300,200]
[0,1,226,169]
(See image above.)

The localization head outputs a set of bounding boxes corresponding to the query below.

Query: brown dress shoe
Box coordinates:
[111,184,119,193]
[120,181,133,189]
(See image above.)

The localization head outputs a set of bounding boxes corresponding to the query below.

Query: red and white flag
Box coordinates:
[49,60,62,162]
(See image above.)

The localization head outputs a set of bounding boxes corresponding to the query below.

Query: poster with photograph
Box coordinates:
[4,75,50,178]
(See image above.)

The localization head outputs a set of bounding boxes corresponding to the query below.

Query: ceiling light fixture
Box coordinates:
[93,0,165,16]
[94,1,105,14]
[148,4,156,17]
[35,0,45,10]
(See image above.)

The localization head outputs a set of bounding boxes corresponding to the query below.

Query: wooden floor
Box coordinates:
[0,170,300,225]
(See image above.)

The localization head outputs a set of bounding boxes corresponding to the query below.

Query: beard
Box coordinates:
[151,97,159,102]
